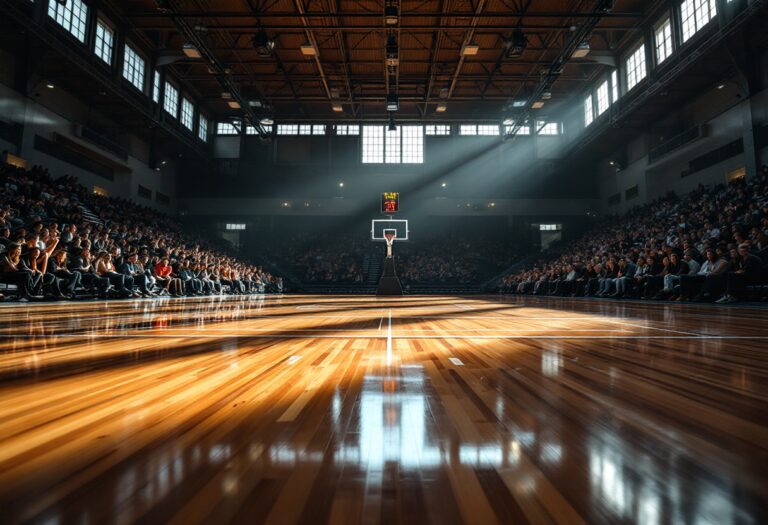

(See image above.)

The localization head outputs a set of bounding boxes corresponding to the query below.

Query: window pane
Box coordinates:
[216,121,240,135]
[585,95,594,126]
[199,115,208,141]
[477,125,500,136]
[180,97,194,130]
[312,125,326,135]
[163,82,179,117]
[655,18,673,64]
[277,124,298,135]
[122,44,146,92]
[425,125,450,135]
[596,80,610,116]
[385,127,401,164]
[611,70,619,102]
[362,126,384,163]
[152,71,161,103]
[94,20,114,64]
[625,44,647,91]
[48,0,88,42]
[504,121,531,135]
[537,122,560,135]
[459,125,477,136]
[681,0,717,43]
[298,124,312,135]
[401,126,424,164]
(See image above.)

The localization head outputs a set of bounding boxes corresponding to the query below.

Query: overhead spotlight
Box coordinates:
[436,102,447,113]
[248,100,263,108]
[386,35,399,66]
[531,100,545,109]
[338,182,344,188]
[505,28,528,59]
[388,114,397,131]
[221,92,232,100]
[441,182,447,188]
[260,117,274,126]
[45,82,55,89]
[541,91,552,100]
[461,42,480,56]
[512,100,527,108]
[572,41,591,58]
[332,102,344,112]
[384,5,399,25]
[300,43,317,56]
[182,43,202,58]
[227,101,241,109]
[386,93,399,112]
[252,30,275,57]
[439,87,449,98]
[717,83,726,90]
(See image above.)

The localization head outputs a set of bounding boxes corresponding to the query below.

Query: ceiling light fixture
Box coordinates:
[386,35,399,66]
[384,4,399,25]
[252,30,275,57]
[461,42,480,56]
[436,102,448,113]
[572,41,591,58]
[532,100,545,109]
[505,28,528,59]
[332,102,344,112]
[300,43,317,56]
[182,43,202,58]
[386,93,399,112]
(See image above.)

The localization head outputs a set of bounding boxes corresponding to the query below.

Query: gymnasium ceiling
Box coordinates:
[121,0,652,120]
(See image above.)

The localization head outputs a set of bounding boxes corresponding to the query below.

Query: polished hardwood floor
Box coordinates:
[0,294,767,525]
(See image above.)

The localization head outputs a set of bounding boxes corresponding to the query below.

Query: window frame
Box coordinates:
[94,18,115,65]
[624,43,647,92]
[47,0,89,43]
[122,43,147,93]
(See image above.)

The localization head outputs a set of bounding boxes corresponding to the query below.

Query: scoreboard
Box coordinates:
[381,192,399,214]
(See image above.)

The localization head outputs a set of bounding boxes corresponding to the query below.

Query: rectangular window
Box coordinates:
[401,126,424,163]
[425,125,450,136]
[163,82,179,117]
[246,125,257,135]
[298,124,312,135]
[180,97,194,130]
[625,44,647,91]
[226,223,246,231]
[655,18,673,64]
[198,115,208,141]
[459,125,477,136]
[385,127,401,164]
[596,80,610,116]
[312,125,326,136]
[611,70,619,102]
[362,125,384,163]
[122,44,146,92]
[539,224,561,231]
[94,20,114,64]
[504,121,531,135]
[537,122,560,135]
[336,125,360,136]
[48,0,88,42]
[216,121,241,135]
[477,125,500,136]
[152,70,161,103]
[585,95,594,126]
[681,0,717,42]
[277,124,298,135]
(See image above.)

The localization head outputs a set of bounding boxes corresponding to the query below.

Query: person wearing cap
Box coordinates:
[716,243,765,303]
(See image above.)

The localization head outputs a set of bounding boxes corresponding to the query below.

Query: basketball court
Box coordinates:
[1,295,766,524]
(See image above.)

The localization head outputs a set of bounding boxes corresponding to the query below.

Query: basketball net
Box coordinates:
[384,232,396,258]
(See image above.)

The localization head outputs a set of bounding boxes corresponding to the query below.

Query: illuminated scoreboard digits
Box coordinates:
[381,192,400,214]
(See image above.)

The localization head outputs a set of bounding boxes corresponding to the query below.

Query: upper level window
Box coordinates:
[152,71,161,103]
[216,121,241,135]
[298,124,312,135]
[198,115,208,141]
[425,125,450,135]
[654,18,673,64]
[163,82,179,117]
[504,121,531,135]
[584,95,594,127]
[122,44,146,92]
[312,125,326,135]
[336,125,360,136]
[362,125,384,163]
[611,70,619,102]
[180,97,194,130]
[681,0,717,43]
[596,80,610,116]
[477,125,500,136]
[94,20,114,64]
[48,0,88,42]
[537,122,560,135]
[625,44,647,92]
[459,125,477,136]
[277,124,298,135]
[361,125,423,164]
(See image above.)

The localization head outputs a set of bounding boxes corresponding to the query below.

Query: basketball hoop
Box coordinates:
[384,230,396,258]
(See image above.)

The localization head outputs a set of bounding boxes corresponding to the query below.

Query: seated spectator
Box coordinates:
[716,243,766,303]
[48,249,82,298]
[1,243,42,299]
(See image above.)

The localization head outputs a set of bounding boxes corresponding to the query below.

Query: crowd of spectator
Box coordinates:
[502,168,768,304]
[0,164,282,301]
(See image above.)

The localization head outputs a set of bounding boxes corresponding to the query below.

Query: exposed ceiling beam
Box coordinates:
[126,11,646,19]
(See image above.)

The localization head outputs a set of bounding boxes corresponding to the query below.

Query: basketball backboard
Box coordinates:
[371,219,409,241]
